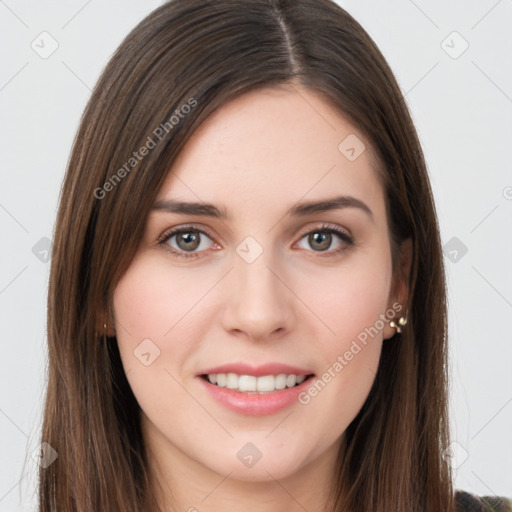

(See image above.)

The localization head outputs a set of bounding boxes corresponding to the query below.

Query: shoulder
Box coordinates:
[455,490,512,512]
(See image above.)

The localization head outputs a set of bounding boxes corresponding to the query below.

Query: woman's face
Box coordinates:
[113,85,406,487]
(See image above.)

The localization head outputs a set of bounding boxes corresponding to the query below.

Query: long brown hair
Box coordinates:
[40,0,453,510]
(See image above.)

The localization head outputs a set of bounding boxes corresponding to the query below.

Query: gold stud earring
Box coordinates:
[390,314,407,333]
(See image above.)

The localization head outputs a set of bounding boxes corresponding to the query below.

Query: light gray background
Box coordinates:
[1,1,511,510]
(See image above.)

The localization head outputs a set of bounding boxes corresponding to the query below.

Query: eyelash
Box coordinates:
[157,223,354,259]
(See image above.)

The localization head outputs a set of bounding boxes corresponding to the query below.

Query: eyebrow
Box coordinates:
[151,195,374,222]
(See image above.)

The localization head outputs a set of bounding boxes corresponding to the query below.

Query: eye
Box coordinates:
[158,225,217,259]
[157,223,354,260]
[296,224,354,255]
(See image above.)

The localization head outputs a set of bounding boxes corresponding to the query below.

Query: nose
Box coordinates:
[221,249,295,341]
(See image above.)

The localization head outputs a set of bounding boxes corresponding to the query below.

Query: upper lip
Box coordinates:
[198,362,315,377]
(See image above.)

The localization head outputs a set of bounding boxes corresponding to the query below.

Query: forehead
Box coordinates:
[156,86,385,223]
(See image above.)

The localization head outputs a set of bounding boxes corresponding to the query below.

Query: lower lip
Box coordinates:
[197,375,315,416]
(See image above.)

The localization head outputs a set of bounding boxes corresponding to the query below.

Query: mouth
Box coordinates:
[199,372,316,394]
[197,368,317,415]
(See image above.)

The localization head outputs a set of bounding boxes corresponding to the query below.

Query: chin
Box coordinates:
[216,440,313,482]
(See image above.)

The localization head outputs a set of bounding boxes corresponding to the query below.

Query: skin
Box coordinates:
[111,84,412,512]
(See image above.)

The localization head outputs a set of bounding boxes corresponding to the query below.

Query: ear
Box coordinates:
[383,237,413,340]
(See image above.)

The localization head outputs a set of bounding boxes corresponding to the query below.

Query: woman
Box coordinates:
[39,0,511,511]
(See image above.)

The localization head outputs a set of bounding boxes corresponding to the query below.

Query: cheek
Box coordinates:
[112,254,214,389]
[112,255,214,423]
[113,254,213,342]
[295,245,392,427]
[305,244,393,351]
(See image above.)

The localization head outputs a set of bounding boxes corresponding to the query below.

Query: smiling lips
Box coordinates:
[198,361,314,392]
[204,372,308,393]
[196,361,316,415]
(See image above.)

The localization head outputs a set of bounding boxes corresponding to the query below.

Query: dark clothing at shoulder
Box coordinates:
[456,490,512,512]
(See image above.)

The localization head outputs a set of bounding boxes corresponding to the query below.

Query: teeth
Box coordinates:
[206,373,308,393]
